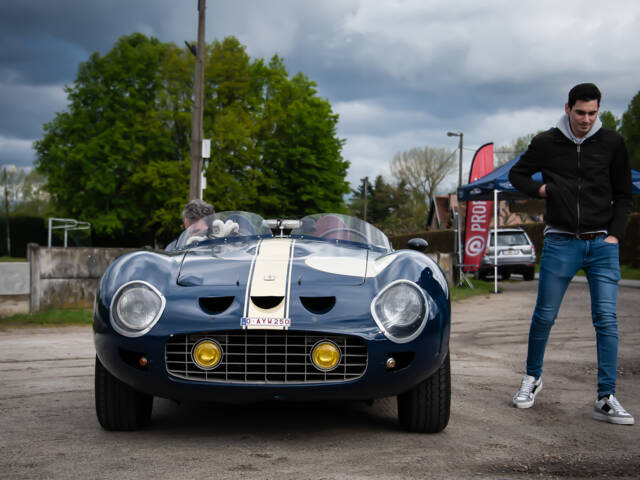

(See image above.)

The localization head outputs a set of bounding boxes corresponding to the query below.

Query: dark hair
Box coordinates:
[568,83,601,108]
[182,199,214,222]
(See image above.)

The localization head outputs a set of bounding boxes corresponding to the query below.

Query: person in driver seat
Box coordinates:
[182,199,214,229]
[165,199,214,251]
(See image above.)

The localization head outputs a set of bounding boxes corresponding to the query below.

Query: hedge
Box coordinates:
[0,217,47,258]
[390,213,640,268]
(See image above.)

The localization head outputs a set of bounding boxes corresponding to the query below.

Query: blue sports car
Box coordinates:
[94,211,451,432]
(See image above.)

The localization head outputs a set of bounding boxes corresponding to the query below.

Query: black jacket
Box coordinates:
[509,126,632,240]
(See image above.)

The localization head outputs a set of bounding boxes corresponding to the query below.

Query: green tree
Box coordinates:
[255,59,349,216]
[347,177,372,220]
[347,175,394,225]
[381,180,426,235]
[620,91,640,172]
[348,147,456,237]
[35,34,186,244]
[35,34,349,245]
[347,175,429,236]
[600,110,620,131]
[370,175,397,224]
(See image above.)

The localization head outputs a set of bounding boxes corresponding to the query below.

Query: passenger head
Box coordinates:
[182,199,214,229]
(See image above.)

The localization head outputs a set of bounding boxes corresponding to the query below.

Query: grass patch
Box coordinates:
[0,257,27,262]
[0,309,92,328]
[451,278,501,301]
[620,265,640,280]
[535,263,640,280]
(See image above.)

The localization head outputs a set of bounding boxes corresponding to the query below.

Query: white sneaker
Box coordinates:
[593,395,635,425]
[512,375,542,408]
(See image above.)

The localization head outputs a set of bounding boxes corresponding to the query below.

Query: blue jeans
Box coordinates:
[526,233,620,397]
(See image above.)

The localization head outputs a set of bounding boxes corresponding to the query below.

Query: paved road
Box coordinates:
[1,280,638,479]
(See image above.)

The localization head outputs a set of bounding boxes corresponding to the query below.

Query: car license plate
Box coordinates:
[241,317,291,330]
[502,249,518,255]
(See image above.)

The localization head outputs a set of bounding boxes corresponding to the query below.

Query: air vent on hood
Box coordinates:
[300,296,336,315]
[199,296,234,315]
[251,296,284,310]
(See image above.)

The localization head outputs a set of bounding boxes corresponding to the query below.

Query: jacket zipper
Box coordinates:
[576,144,581,233]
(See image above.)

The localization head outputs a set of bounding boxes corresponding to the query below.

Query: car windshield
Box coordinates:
[290,213,391,251]
[175,211,272,249]
[490,231,529,247]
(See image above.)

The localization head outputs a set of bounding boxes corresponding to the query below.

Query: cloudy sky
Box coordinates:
[2,0,639,193]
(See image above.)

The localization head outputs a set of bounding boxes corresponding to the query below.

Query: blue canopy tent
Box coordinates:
[456,153,640,292]
[458,153,539,201]
[458,153,640,201]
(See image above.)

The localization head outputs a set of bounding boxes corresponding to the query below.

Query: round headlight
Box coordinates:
[110,281,165,337]
[192,340,222,370]
[371,280,428,343]
[311,340,341,371]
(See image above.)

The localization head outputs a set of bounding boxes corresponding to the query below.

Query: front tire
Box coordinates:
[397,353,451,433]
[95,356,153,431]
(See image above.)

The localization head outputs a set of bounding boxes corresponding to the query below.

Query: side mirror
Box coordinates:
[407,238,428,252]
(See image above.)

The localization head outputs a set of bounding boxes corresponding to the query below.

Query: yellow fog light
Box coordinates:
[192,339,222,370]
[311,341,341,371]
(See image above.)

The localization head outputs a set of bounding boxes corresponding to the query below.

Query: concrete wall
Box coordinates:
[27,244,136,312]
[0,262,30,317]
[0,245,454,317]
[0,262,30,295]
[428,253,453,287]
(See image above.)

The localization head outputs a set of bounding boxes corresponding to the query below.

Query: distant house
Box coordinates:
[427,195,543,230]
[427,194,466,230]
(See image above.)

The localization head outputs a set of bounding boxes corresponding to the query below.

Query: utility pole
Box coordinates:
[189,0,206,200]
[361,176,369,222]
[3,168,10,257]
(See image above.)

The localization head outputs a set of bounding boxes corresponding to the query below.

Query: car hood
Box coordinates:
[177,238,373,288]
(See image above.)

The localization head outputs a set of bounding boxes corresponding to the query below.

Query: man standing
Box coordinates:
[509,83,634,425]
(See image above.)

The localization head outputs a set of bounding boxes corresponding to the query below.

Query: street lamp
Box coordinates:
[447,130,465,287]
[447,131,464,187]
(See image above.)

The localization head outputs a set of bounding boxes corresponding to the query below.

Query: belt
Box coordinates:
[576,232,606,240]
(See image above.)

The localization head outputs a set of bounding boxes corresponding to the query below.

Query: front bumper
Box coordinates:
[94,319,449,403]
[480,254,536,270]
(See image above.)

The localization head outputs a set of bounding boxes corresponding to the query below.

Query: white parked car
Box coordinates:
[477,228,536,281]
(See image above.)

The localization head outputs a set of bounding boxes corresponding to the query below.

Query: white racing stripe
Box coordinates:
[244,238,295,319]
[243,239,262,317]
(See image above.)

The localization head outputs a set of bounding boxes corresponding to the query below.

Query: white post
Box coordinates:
[493,189,499,294]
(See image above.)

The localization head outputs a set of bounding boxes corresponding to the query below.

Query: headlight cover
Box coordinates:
[371,280,428,343]
[110,281,166,337]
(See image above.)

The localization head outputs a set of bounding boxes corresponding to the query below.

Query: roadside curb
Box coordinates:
[534,273,640,289]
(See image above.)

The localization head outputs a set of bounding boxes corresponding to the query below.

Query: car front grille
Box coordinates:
[165,330,368,384]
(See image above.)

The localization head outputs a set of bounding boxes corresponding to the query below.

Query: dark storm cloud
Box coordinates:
[1,0,639,188]
[0,32,87,85]
[0,0,183,166]
[0,84,67,139]
[0,1,185,85]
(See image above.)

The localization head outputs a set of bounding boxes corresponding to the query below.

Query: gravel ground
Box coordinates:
[0,279,638,479]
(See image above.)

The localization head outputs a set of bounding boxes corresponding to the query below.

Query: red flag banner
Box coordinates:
[463,143,494,272]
